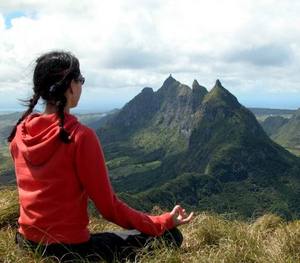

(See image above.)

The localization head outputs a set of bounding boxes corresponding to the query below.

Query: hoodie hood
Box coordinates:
[15,112,80,166]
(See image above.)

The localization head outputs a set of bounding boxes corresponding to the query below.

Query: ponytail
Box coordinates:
[7,93,40,142]
[56,95,72,144]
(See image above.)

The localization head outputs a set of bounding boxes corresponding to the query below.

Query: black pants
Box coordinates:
[15,228,183,262]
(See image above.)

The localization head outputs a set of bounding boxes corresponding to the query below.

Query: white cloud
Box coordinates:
[0,14,5,30]
[0,0,300,111]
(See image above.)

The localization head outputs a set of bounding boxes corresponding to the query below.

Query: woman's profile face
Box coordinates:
[73,80,83,107]
[65,78,83,108]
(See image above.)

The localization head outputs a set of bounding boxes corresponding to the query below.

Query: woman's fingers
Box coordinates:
[179,208,187,218]
[171,205,181,214]
[181,211,194,224]
[170,205,194,226]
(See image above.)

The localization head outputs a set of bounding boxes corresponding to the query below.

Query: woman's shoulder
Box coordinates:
[73,122,98,141]
[75,122,95,135]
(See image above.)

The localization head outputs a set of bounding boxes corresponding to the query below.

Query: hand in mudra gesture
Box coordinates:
[170,205,194,226]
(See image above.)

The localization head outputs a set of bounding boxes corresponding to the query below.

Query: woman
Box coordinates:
[8,51,193,262]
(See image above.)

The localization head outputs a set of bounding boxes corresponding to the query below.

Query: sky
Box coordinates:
[0,0,300,112]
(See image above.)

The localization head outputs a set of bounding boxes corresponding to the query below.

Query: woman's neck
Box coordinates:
[43,103,70,115]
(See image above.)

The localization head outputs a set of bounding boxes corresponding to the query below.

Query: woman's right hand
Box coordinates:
[170,205,194,227]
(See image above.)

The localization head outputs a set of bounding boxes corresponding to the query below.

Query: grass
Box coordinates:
[0,186,19,228]
[0,189,300,262]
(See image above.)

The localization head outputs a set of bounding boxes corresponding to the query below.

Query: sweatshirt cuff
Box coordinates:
[149,212,175,235]
[161,212,175,230]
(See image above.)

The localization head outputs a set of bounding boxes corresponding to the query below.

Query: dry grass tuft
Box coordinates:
[0,187,19,228]
[251,213,284,233]
[1,189,300,262]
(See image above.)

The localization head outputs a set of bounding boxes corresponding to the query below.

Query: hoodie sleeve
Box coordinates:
[74,126,174,236]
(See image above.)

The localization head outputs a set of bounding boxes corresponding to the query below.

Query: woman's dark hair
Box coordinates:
[7,51,81,143]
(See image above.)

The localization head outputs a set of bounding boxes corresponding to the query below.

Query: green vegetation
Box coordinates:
[96,78,300,221]
[260,116,289,136]
[119,172,300,221]
[1,189,300,262]
[131,127,188,155]
[0,112,20,185]
[0,144,15,185]
[256,109,300,157]
[0,187,18,228]
[110,159,161,179]
[271,111,300,155]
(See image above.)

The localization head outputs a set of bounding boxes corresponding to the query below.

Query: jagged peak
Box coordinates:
[156,74,182,97]
[192,79,208,93]
[203,80,240,108]
[210,79,230,95]
[215,79,222,88]
[141,87,154,94]
[162,74,178,87]
[125,87,154,107]
[192,79,200,89]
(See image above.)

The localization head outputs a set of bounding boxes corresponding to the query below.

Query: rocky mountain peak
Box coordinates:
[141,87,154,94]
[215,79,222,88]
[203,79,240,109]
[192,79,201,89]
[161,74,179,88]
[191,79,208,111]
[192,79,208,94]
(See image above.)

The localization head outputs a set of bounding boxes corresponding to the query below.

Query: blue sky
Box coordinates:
[3,11,26,28]
[0,0,300,112]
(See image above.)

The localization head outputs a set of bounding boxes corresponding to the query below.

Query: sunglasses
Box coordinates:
[76,74,85,85]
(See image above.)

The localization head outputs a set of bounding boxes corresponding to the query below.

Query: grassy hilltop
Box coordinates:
[0,189,300,263]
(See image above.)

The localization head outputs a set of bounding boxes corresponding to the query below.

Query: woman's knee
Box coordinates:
[162,228,183,248]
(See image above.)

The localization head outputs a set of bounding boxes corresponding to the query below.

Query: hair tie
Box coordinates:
[49,85,56,93]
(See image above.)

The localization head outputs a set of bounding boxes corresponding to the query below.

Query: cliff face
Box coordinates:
[98,75,208,157]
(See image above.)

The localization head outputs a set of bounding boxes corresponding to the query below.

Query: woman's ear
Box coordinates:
[69,80,77,94]
[64,81,75,104]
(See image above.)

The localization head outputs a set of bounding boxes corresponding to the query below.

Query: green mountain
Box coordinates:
[98,75,208,161]
[260,116,289,136]
[98,77,300,219]
[270,108,300,156]
[0,112,20,185]
[183,81,296,179]
[0,112,21,145]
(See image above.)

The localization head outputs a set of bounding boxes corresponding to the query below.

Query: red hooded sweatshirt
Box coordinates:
[9,112,174,244]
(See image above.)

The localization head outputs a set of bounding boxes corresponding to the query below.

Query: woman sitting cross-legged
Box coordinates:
[8,50,194,262]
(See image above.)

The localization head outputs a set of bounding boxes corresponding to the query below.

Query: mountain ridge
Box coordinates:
[97,76,300,219]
